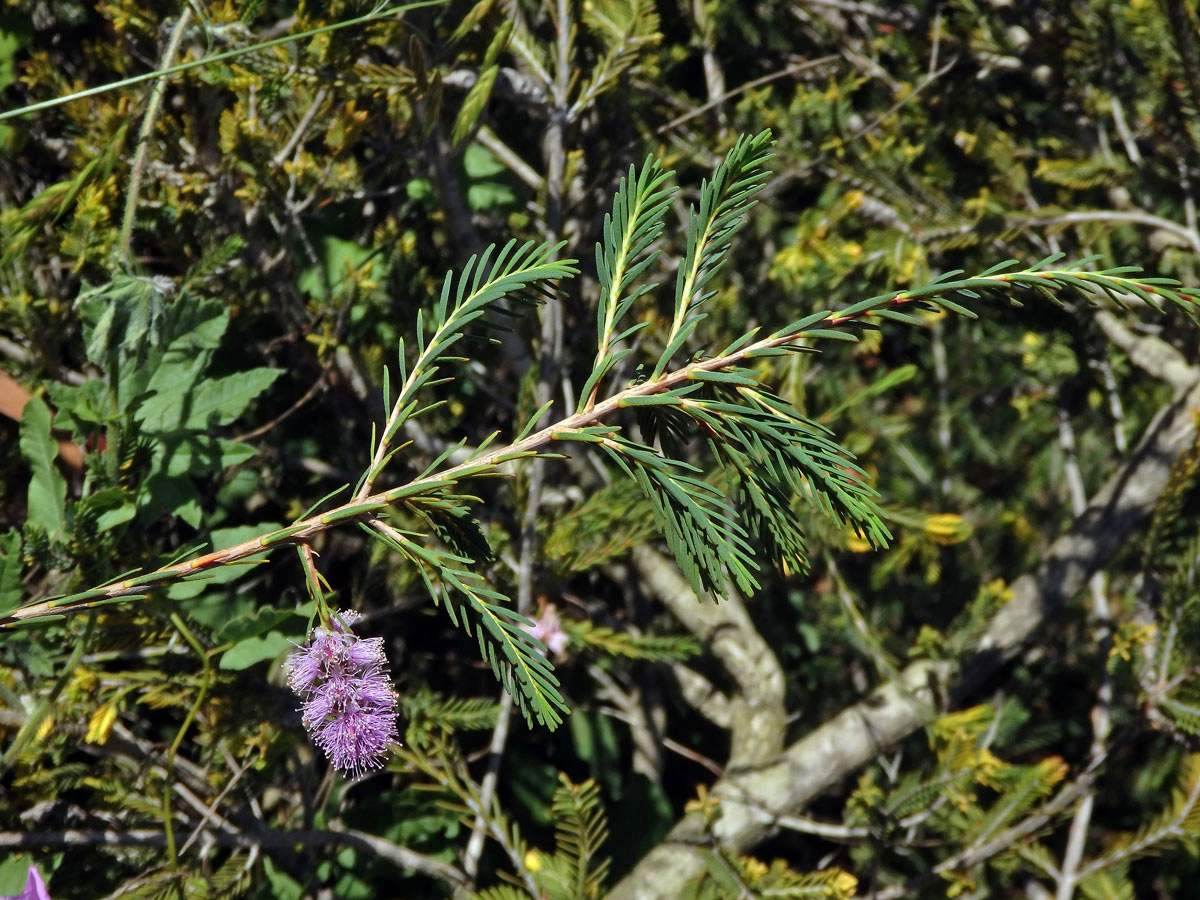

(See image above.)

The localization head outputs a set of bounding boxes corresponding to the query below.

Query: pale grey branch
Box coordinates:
[1093,310,1200,393]
[632,545,786,768]
[609,374,1200,900]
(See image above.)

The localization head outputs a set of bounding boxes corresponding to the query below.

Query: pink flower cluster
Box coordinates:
[286,610,398,778]
[522,603,569,656]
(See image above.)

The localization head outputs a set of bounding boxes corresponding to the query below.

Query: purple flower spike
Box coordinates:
[285,610,399,778]
[2,865,51,900]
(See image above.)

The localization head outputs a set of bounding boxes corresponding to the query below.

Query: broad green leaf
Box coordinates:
[216,603,312,644]
[141,357,203,415]
[160,436,258,477]
[47,378,111,434]
[133,300,229,416]
[130,296,223,387]
[0,13,33,93]
[76,275,168,374]
[262,858,303,900]
[297,231,374,300]
[138,473,202,528]
[138,367,281,432]
[219,630,294,670]
[79,487,136,533]
[19,396,66,541]
[0,530,22,615]
[183,368,281,428]
[0,854,35,895]
[464,145,519,211]
[463,142,505,178]
[163,298,228,355]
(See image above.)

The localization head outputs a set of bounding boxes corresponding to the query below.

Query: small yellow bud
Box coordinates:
[86,703,119,745]
[833,870,858,896]
[923,513,971,545]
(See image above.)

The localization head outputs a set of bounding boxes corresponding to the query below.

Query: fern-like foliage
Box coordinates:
[402,689,501,744]
[581,154,675,410]
[468,774,611,900]
[472,887,533,900]
[11,134,1200,776]
[958,756,1068,849]
[363,238,578,493]
[1078,867,1136,900]
[1128,433,1200,741]
[368,519,566,729]
[543,479,659,572]
[537,776,612,900]
[599,435,759,596]
[654,130,774,378]
[351,240,579,729]
[105,854,253,900]
[1081,755,1200,875]
[1034,156,1128,191]
[564,620,700,661]
[692,383,891,571]
[572,0,661,119]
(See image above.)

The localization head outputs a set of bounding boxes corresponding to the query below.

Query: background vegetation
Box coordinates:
[4,1,1200,898]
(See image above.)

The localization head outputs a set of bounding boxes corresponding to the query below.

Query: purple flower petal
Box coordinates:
[316,706,398,778]
[346,636,385,667]
[285,648,322,694]
[2,865,51,900]
[329,610,362,633]
[355,671,397,709]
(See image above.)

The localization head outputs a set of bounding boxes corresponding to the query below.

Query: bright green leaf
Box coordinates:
[19,396,66,542]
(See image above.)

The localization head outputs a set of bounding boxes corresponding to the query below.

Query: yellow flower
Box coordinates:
[923,513,971,545]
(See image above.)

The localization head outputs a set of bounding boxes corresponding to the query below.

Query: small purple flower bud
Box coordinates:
[329,610,362,632]
[285,610,399,778]
[346,636,386,667]
[285,649,322,694]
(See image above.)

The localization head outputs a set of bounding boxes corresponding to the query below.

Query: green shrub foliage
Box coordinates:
[4,2,1200,899]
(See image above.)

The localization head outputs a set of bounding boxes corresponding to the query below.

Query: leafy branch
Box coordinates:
[358,239,576,498]
[7,133,1199,735]
[9,257,1189,696]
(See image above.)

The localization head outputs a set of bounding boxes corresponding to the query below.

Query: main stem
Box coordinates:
[1,266,1144,626]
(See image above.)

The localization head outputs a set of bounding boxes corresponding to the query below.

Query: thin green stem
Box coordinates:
[162,612,212,869]
[297,541,331,626]
[120,8,193,264]
[356,323,452,500]
[0,0,447,123]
